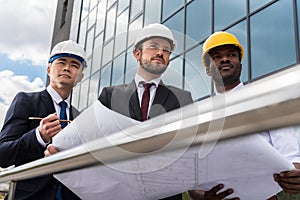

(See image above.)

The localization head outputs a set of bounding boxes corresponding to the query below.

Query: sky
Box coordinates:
[0,0,57,127]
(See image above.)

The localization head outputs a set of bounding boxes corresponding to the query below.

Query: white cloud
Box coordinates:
[0,0,57,66]
[0,70,44,127]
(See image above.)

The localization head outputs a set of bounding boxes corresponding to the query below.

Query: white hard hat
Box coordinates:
[49,40,87,67]
[133,23,177,51]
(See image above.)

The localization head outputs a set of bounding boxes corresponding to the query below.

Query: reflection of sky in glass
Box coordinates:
[214,0,246,31]
[79,78,89,110]
[186,0,212,49]
[144,0,161,25]
[185,45,210,100]
[125,49,136,83]
[130,0,143,21]
[115,10,129,57]
[251,0,296,78]
[162,56,183,89]
[92,33,103,74]
[227,21,248,82]
[162,0,184,21]
[96,0,106,35]
[118,0,129,14]
[112,53,126,85]
[88,72,100,105]
[99,63,112,93]
[249,0,272,12]
[88,7,97,29]
[105,5,116,41]
[164,10,184,56]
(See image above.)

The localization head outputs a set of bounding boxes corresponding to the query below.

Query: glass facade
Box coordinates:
[70,0,300,111]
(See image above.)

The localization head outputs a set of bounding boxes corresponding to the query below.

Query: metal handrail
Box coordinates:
[1,64,300,197]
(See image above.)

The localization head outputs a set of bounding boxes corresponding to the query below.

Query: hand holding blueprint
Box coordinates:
[53,101,294,199]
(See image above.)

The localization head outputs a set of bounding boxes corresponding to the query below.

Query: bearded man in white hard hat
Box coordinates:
[0,40,86,200]
[98,23,193,200]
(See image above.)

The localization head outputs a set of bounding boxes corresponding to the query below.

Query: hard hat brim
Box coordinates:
[49,53,87,67]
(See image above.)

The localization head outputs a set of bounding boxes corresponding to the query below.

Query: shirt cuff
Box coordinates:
[35,127,50,147]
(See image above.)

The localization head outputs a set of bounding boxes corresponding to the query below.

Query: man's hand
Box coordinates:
[44,144,59,157]
[273,163,300,194]
[38,113,61,142]
[188,184,239,200]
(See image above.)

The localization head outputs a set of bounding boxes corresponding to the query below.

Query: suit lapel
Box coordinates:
[128,80,143,121]
[149,82,171,118]
[41,90,56,114]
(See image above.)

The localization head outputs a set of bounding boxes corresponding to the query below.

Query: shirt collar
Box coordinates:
[134,73,161,88]
[46,85,71,107]
[215,82,244,95]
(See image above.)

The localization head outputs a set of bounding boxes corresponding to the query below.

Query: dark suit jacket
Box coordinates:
[99,80,193,121]
[99,80,193,200]
[0,89,80,200]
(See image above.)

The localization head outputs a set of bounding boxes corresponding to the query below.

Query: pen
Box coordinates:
[28,117,72,123]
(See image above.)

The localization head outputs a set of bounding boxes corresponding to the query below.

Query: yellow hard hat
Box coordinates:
[202,31,244,67]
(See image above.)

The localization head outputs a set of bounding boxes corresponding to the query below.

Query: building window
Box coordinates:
[61,0,68,28]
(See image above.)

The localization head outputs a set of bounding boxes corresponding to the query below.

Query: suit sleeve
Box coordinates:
[0,92,44,167]
[98,87,112,109]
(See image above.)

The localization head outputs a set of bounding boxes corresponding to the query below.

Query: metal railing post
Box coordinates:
[7,181,16,200]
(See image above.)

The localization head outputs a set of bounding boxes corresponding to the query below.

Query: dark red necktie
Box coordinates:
[141,83,153,121]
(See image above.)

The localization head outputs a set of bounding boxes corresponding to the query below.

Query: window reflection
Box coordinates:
[99,63,112,93]
[105,5,117,41]
[130,0,143,21]
[251,0,296,78]
[185,45,210,100]
[186,0,212,49]
[115,9,129,57]
[102,40,114,66]
[214,0,246,31]
[164,10,184,56]
[112,53,126,85]
[79,78,89,110]
[92,33,103,74]
[162,56,183,89]
[96,0,106,35]
[118,0,129,14]
[88,72,100,106]
[145,0,161,25]
[250,0,272,12]
[162,0,184,21]
[125,49,136,83]
[226,21,248,82]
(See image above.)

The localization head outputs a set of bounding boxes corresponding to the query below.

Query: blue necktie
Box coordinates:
[56,101,68,200]
[59,101,68,128]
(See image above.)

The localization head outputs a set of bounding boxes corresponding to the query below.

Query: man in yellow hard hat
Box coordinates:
[0,40,86,200]
[198,31,300,200]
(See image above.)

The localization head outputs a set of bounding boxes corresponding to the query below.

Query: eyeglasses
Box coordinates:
[142,44,172,55]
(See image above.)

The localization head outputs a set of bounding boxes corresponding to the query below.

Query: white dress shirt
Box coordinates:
[220,82,300,163]
[134,74,161,117]
[36,85,71,147]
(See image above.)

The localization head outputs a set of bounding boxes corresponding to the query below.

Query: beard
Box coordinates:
[211,66,241,86]
[139,54,169,75]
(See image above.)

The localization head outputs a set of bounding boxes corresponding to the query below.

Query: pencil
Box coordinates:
[28,117,72,123]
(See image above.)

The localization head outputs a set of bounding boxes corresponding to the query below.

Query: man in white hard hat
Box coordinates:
[0,40,86,200]
[98,23,193,200]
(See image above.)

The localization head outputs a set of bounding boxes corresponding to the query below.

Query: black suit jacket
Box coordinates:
[0,89,80,200]
[99,80,193,200]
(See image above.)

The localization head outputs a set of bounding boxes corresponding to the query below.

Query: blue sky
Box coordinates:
[0,0,57,127]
